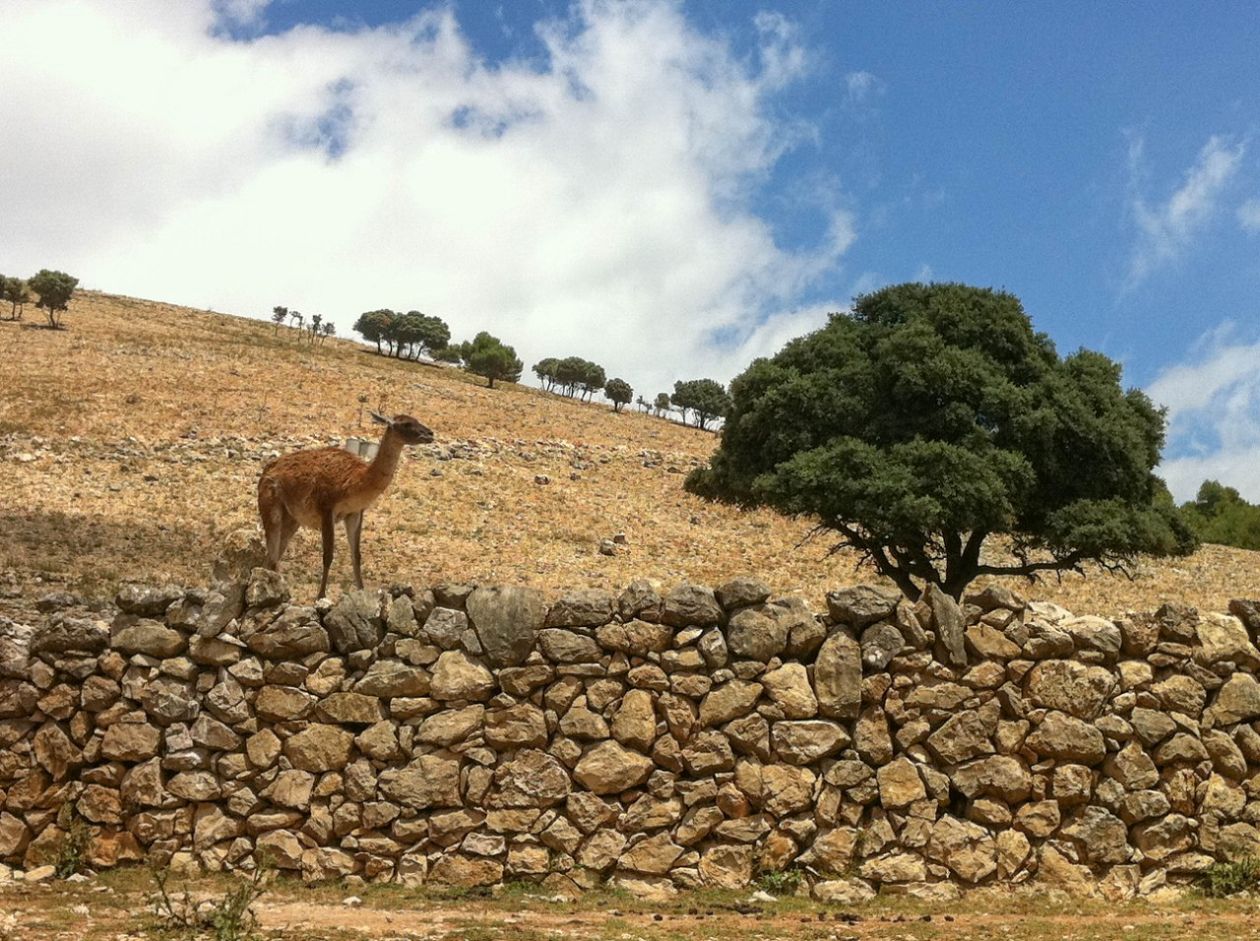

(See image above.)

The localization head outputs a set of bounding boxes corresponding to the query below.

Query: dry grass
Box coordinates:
[2,869,1260,941]
[2,290,1257,617]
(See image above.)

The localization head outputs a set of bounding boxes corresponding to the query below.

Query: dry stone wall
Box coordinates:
[4,555,1260,900]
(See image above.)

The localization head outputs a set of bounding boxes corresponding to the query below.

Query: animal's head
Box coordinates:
[372,411,435,445]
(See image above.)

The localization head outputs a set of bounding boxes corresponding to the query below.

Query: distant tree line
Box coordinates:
[529,354,731,427]
[272,306,335,343]
[1181,480,1260,550]
[0,268,78,327]
[352,309,520,389]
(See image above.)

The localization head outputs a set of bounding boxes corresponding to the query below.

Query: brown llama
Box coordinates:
[257,412,434,597]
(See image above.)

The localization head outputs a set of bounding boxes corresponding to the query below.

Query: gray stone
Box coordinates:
[462,586,546,666]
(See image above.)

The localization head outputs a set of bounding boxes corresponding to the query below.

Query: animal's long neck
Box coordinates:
[363,427,405,492]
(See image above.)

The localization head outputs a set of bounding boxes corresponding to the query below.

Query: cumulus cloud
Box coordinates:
[0,0,852,396]
[1239,197,1260,233]
[1125,134,1244,289]
[1147,322,1260,501]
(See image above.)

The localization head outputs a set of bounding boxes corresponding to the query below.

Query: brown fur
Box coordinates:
[258,413,433,597]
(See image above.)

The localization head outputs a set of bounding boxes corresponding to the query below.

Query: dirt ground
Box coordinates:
[2,291,1258,621]
[2,870,1259,941]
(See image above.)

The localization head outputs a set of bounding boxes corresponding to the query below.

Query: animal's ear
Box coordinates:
[370,411,392,426]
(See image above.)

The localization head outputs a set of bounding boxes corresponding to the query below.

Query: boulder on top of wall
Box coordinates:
[29,617,108,656]
[715,577,771,611]
[1227,599,1260,634]
[0,619,33,678]
[595,620,674,656]
[825,585,900,628]
[245,567,288,611]
[619,580,664,622]
[324,590,383,653]
[661,584,723,627]
[1194,613,1260,669]
[463,586,546,667]
[965,585,1025,612]
[243,607,329,658]
[116,583,184,617]
[544,589,616,629]
[212,529,268,584]
[1060,616,1123,659]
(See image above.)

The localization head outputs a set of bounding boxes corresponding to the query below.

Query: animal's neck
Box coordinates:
[364,428,405,491]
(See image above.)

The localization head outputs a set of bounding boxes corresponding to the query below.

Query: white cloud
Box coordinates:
[0,0,852,396]
[1147,322,1260,501]
[1125,134,1244,289]
[1239,197,1260,233]
[844,70,881,105]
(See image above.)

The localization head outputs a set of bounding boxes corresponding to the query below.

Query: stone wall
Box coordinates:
[3,558,1260,900]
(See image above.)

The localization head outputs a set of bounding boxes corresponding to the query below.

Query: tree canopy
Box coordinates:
[2,277,29,321]
[671,379,731,430]
[604,377,633,412]
[29,269,78,328]
[463,331,523,388]
[685,282,1197,599]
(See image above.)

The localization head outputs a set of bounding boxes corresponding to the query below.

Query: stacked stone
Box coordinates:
[2,568,1260,901]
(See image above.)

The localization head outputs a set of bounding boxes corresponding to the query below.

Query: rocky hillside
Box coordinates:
[1,290,1258,618]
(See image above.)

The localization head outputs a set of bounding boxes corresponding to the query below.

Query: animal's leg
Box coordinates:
[276,511,300,567]
[258,480,285,571]
[344,512,364,589]
[318,509,335,598]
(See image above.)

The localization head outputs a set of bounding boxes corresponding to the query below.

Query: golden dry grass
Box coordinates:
[1,290,1257,616]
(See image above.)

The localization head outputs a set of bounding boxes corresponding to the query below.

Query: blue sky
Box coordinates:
[3,0,1260,498]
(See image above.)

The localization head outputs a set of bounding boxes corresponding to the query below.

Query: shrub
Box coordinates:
[1198,857,1260,897]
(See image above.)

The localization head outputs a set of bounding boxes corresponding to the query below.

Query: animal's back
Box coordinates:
[259,447,369,526]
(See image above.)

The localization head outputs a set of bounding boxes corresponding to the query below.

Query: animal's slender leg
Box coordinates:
[259,482,285,571]
[319,510,335,598]
[276,511,300,569]
[345,512,364,589]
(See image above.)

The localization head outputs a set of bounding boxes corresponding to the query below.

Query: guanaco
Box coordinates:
[257,412,434,597]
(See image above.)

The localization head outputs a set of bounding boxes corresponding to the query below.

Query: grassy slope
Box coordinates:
[1,290,1257,616]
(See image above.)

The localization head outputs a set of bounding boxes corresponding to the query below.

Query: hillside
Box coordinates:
[1,290,1257,617]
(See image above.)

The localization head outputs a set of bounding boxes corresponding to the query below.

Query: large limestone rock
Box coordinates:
[877,757,926,809]
[661,584,723,627]
[760,663,817,718]
[353,660,430,697]
[610,690,657,752]
[323,590,382,653]
[29,618,109,656]
[545,589,616,628]
[814,630,861,719]
[110,618,186,657]
[924,583,967,666]
[574,741,655,794]
[725,606,787,661]
[430,650,495,701]
[698,844,753,888]
[489,749,571,808]
[379,755,462,809]
[926,711,994,765]
[927,816,997,883]
[1026,711,1106,764]
[1025,660,1116,719]
[464,586,546,667]
[771,720,848,765]
[283,724,354,772]
[699,680,761,727]
[826,585,900,628]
